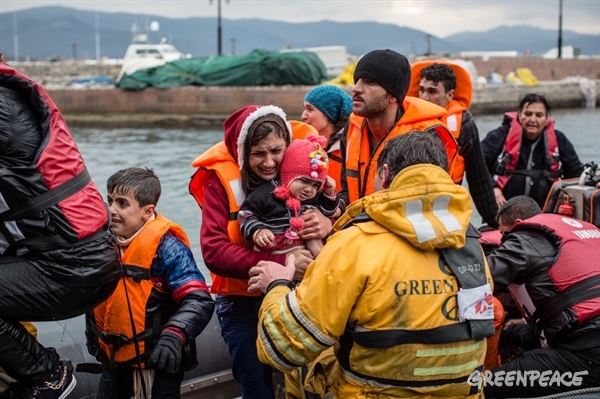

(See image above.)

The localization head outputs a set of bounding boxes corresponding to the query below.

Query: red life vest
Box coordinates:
[0,64,107,255]
[496,112,561,190]
[511,213,600,332]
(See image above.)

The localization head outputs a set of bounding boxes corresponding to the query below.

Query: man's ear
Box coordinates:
[382,164,391,189]
[446,89,455,102]
[142,204,156,221]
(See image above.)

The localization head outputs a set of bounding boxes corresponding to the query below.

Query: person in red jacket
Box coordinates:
[0,56,121,398]
[189,105,331,399]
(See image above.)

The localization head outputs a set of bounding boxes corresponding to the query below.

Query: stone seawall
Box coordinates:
[45,81,598,127]
[10,60,597,127]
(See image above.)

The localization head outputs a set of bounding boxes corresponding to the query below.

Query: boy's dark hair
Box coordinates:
[107,167,161,207]
[518,93,552,115]
[241,120,289,194]
[420,63,456,93]
[497,195,541,227]
[377,129,448,187]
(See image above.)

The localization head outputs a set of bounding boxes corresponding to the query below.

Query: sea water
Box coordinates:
[72,108,600,280]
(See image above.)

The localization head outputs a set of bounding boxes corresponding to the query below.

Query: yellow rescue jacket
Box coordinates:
[190,141,258,297]
[408,60,474,183]
[257,165,493,398]
[344,97,456,202]
[93,213,190,365]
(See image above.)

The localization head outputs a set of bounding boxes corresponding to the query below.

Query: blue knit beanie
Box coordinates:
[304,85,353,124]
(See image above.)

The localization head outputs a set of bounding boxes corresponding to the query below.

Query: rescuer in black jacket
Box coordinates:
[0,57,121,398]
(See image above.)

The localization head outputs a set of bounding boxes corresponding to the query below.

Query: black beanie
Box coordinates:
[353,49,411,102]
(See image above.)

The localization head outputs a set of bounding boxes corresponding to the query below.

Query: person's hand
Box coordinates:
[502,316,526,331]
[253,229,275,247]
[323,176,337,197]
[248,256,296,294]
[148,334,183,374]
[299,209,332,240]
[286,248,313,280]
[596,181,600,189]
[494,187,507,208]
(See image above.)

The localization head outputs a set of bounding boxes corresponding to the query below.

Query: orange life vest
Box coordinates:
[344,96,457,202]
[93,213,190,365]
[408,60,473,184]
[190,141,258,297]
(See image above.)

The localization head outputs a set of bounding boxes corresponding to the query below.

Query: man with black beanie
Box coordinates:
[338,49,458,209]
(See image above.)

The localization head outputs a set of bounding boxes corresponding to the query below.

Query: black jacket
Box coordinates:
[488,228,600,350]
[481,120,583,208]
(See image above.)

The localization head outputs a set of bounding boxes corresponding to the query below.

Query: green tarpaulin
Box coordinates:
[117,49,327,90]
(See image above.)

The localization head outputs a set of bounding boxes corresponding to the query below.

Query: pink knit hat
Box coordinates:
[272,134,329,239]
[280,134,329,188]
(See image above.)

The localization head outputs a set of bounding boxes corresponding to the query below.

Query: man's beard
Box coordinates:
[353,93,390,118]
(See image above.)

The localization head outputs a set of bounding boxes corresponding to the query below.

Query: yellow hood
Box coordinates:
[335,164,473,251]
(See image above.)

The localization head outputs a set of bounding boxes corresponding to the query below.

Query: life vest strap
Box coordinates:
[348,321,486,347]
[533,274,600,330]
[0,168,91,223]
[499,168,561,179]
[123,264,151,283]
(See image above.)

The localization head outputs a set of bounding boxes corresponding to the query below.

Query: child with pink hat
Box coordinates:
[238,134,338,258]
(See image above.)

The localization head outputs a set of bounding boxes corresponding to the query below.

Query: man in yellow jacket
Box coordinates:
[248,130,495,398]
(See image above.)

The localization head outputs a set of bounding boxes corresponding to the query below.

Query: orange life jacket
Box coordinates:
[327,141,343,192]
[93,213,190,365]
[344,96,457,202]
[408,60,473,184]
[190,141,259,297]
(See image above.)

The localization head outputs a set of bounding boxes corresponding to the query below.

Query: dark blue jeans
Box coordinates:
[96,368,184,399]
[216,295,274,399]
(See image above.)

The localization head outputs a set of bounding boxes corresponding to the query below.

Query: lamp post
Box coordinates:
[13,12,19,62]
[557,0,563,59]
[210,0,229,56]
[95,11,101,61]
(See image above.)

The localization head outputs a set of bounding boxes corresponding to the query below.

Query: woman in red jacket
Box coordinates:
[190,105,331,398]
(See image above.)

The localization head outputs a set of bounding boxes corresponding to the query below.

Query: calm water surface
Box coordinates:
[72,108,600,280]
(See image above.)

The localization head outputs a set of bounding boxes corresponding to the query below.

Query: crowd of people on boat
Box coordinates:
[1,48,599,399]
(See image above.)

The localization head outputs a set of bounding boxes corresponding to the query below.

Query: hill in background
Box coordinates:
[1,6,598,61]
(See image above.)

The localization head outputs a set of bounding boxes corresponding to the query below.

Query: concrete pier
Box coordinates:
[44,81,598,127]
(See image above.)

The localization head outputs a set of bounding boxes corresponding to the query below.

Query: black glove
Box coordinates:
[148,334,183,374]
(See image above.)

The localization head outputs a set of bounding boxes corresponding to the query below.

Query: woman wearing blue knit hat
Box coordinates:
[302,85,353,190]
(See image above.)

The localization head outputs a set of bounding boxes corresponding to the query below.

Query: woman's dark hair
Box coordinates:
[332,115,349,133]
[518,93,551,115]
[241,120,290,194]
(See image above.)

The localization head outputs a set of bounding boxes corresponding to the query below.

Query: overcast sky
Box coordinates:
[1,0,598,38]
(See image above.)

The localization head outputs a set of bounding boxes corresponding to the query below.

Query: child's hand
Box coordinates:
[323,176,337,197]
[254,229,275,247]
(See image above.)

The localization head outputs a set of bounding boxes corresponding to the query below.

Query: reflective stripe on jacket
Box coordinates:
[257,165,491,397]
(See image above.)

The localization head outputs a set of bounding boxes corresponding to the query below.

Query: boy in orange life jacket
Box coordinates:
[88,168,215,399]
[238,134,339,259]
